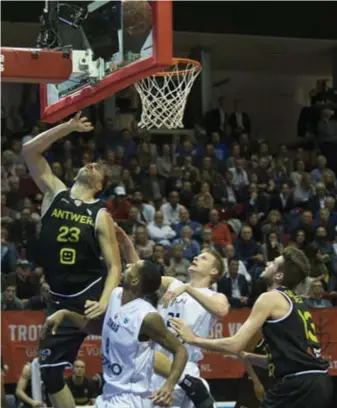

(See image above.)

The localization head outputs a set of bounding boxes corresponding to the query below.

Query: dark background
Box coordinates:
[1,1,337,40]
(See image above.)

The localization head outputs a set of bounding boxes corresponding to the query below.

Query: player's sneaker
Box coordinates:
[179,374,216,408]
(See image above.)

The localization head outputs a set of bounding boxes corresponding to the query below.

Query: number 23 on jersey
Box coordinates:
[56,225,81,265]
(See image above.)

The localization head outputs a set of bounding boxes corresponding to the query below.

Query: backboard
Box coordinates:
[40,0,172,123]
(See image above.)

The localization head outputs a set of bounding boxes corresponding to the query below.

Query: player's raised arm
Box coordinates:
[22,113,93,209]
[141,312,188,406]
[85,210,122,319]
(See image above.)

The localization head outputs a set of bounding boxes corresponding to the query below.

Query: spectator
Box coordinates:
[156,144,173,178]
[223,244,251,283]
[1,282,24,310]
[105,186,131,222]
[323,171,337,196]
[130,189,155,224]
[270,182,296,214]
[205,95,228,134]
[245,183,269,217]
[119,128,137,158]
[226,142,242,169]
[228,99,251,137]
[166,243,190,283]
[147,210,176,247]
[179,180,195,209]
[293,172,315,206]
[261,231,284,262]
[234,225,264,279]
[211,132,229,161]
[304,280,333,308]
[9,259,40,300]
[120,168,135,193]
[24,282,50,311]
[196,182,214,210]
[230,158,249,191]
[173,207,202,239]
[291,230,307,251]
[200,226,223,253]
[217,257,250,308]
[317,110,337,174]
[311,155,335,185]
[315,207,336,240]
[181,155,200,183]
[141,163,165,204]
[66,359,99,406]
[190,195,210,225]
[1,224,19,275]
[119,206,143,236]
[308,182,328,213]
[206,209,232,248]
[173,225,200,261]
[247,212,264,243]
[294,210,315,244]
[261,210,284,241]
[160,190,184,226]
[150,244,167,275]
[133,225,155,259]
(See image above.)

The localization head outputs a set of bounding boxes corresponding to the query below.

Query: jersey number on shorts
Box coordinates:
[167,312,180,328]
[56,226,81,265]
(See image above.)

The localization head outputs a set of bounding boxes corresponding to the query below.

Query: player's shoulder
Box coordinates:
[256,291,282,307]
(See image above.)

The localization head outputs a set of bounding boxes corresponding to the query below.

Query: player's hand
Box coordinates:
[68,112,94,133]
[160,284,188,308]
[253,382,265,401]
[148,382,174,406]
[169,318,196,344]
[40,310,67,338]
[31,400,45,408]
[84,300,107,320]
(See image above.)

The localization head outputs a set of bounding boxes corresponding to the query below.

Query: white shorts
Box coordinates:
[151,362,200,408]
[95,394,152,408]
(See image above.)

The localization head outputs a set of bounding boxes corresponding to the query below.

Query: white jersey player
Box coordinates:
[152,249,229,408]
[41,260,188,408]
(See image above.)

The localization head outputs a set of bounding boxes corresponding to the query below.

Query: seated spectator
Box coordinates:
[120,168,135,193]
[160,190,184,226]
[223,244,251,283]
[230,158,249,193]
[211,132,229,161]
[179,181,194,209]
[190,195,210,225]
[105,186,130,222]
[119,206,144,236]
[315,207,336,240]
[181,155,200,183]
[9,259,40,300]
[141,164,166,204]
[308,182,328,213]
[173,207,202,239]
[9,207,37,247]
[147,211,176,247]
[175,139,198,166]
[118,128,137,159]
[304,280,333,308]
[133,225,155,259]
[325,196,337,214]
[213,170,238,207]
[130,189,155,224]
[226,142,241,169]
[291,229,307,251]
[217,257,250,308]
[244,183,270,217]
[173,225,200,261]
[66,359,100,406]
[290,159,306,187]
[200,226,223,254]
[247,212,264,243]
[24,282,50,311]
[156,144,173,179]
[270,182,296,214]
[261,231,284,262]
[1,224,19,275]
[150,244,167,275]
[323,171,337,196]
[206,209,232,248]
[293,172,315,206]
[1,192,17,223]
[195,182,214,211]
[234,225,264,279]
[261,209,284,242]
[1,282,23,310]
[165,243,190,283]
[251,140,273,170]
[165,166,183,195]
[293,210,316,244]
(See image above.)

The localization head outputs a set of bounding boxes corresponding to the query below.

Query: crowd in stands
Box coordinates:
[1,86,337,318]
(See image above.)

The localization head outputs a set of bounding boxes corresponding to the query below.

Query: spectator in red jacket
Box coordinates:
[105,186,130,222]
[206,209,232,248]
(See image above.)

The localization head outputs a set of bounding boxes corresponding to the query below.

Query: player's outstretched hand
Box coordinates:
[40,310,67,339]
[160,284,188,308]
[84,300,107,320]
[169,318,196,344]
[68,112,94,133]
[148,382,174,406]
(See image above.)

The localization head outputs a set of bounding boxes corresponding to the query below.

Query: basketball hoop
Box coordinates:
[134,58,201,129]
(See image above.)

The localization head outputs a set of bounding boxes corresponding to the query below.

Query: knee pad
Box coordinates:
[40,366,65,395]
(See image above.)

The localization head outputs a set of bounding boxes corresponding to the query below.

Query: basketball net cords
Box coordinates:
[135,62,201,130]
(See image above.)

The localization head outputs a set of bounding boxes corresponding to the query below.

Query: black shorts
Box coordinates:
[261,373,332,408]
[39,280,103,369]
[235,373,274,408]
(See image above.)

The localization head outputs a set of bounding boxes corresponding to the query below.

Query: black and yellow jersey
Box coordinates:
[39,190,106,296]
[262,286,329,379]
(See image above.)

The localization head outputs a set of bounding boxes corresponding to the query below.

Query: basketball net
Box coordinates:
[134,58,201,129]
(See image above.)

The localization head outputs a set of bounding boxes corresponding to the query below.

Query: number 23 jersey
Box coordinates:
[157,279,217,363]
[39,189,106,296]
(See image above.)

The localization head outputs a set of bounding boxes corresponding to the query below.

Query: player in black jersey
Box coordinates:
[171,246,333,408]
[22,113,122,408]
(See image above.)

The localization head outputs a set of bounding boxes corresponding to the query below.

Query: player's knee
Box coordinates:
[40,366,65,395]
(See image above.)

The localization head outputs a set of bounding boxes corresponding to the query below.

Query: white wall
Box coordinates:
[211,71,332,147]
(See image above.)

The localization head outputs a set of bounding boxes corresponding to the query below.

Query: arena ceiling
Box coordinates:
[174,32,337,76]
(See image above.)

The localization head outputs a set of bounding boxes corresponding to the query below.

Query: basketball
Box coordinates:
[123,0,152,36]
